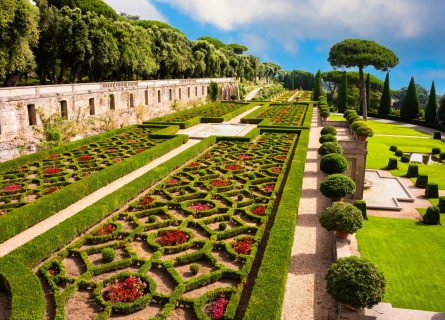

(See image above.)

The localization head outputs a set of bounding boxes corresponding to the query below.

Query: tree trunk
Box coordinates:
[359,67,368,121]
[3,72,20,87]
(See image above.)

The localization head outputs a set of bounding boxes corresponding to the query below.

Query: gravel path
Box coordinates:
[244,87,262,101]
[281,110,337,319]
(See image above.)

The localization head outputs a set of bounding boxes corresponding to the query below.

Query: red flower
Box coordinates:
[252,206,266,216]
[263,184,275,192]
[156,230,189,246]
[210,179,231,187]
[272,167,281,173]
[3,184,22,191]
[167,178,179,185]
[78,155,93,161]
[44,187,59,195]
[210,297,229,320]
[225,165,241,170]
[127,139,137,144]
[43,168,62,175]
[48,266,59,276]
[188,202,213,211]
[238,154,250,160]
[232,237,254,255]
[104,276,147,303]
[95,223,117,236]
[189,162,201,167]
[113,158,122,164]
[139,196,154,206]
[136,148,145,153]
[106,148,118,153]
[276,155,286,161]
[80,146,87,150]
[48,154,59,159]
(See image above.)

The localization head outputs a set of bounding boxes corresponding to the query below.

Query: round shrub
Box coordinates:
[350,120,366,132]
[347,115,360,124]
[433,131,441,140]
[319,134,337,144]
[219,222,227,231]
[190,264,200,275]
[321,126,337,136]
[423,206,440,225]
[354,200,367,220]
[416,174,428,188]
[343,109,357,119]
[319,202,363,234]
[425,183,439,199]
[395,150,404,157]
[401,155,410,163]
[321,110,330,118]
[148,215,157,223]
[326,256,386,309]
[387,157,398,170]
[438,196,445,213]
[356,125,374,138]
[432,147,441,155]
[406,164,418,178]
[320,174,356,199]
[318,142,343,156]
[320,154,349,174]
[440,152,445,160]
[102,248,116,263]
[389,146,398,152]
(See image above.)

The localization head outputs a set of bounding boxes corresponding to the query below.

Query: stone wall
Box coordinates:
[0,78,238,162]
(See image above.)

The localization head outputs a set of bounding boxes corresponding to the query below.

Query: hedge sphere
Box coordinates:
[320,174,356,199]
[319,202,363,234]
[318,142,343,156]
[321,126,337,136]
[320,154,349,174]
[319,134,337,144]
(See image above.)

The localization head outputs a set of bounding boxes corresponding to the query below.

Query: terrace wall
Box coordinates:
[0,78,238,162]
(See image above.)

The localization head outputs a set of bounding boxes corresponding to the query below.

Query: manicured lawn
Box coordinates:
[356,216,445,312]
[366,121,430,137]
[366,135,445,189]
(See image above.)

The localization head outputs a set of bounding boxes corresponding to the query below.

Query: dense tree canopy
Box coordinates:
[283,70,314,90]
[328,39,399,120]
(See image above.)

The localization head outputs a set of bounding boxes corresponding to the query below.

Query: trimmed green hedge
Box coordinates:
[0,134,188,244]
[244,129,309,319]
[0,137,216,320]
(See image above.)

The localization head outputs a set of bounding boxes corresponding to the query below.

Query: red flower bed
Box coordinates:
[210,179,231,187]
[225,165,241,170]
[238,154,251,160]
[44,187,59,195]
[113,158,122,164]
[156,230,189,246]
[43,168,62,175]
[167,178,179,185]
[276,155,286,161]
[188,202,213,211]
[263,184,275,192]
[251,206,266,216]
[189,162,201,167]
[104,276,147,303]
[48,266,60,276]
[80,146,87,150]
[78,155,93,161]
[127,139,137,144]
[207,297,230,320]
[232,237,254,254]
[3,184,22,191]
[139,196,154,206]
[106,148,118,153]
[48,154,59,159]
[95,223,117,236]
[272,167,281,173]
[136,148,145,153]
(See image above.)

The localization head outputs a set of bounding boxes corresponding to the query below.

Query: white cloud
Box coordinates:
[103,0,167,22]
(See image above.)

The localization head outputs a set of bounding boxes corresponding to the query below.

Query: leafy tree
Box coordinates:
[198,36,225,49]
[0,0,39,86]
[400,77,420,121]
[425,81,437,124]
[328,39,399,120]
[393,83,429,109]
[337,72,348,112]
[312,69,323,100]
[284,70,314,90]
[46,0,118,19]
[378,72,391,116]
[224,43,248,55]
[437,96,445,124]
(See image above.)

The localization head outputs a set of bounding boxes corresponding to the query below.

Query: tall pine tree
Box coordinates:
[366,73,371,111]
[425,81,437,124]
[379,72,391,116]
[312,69,323,100]
[337,71,348,112]
[400,77,420,121]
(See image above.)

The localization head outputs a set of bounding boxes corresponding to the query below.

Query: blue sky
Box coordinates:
[103,0,445,94]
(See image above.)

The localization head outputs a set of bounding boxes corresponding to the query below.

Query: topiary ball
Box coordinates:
[319,134,337,144]
[425,183,439,198]
[406,164,418,178]
[190,263,200,275]
[321,126,337,136]
[320,174,356,199]
[423,206,441,225]
[389,146,398,152]
[416,175,428,188]
[320,154,349,174]
[387,158,398,170]
[440,153,445,161]
[395,150,404,157]
[354,200,367,220]
[438,197,445,213]
[102,248,116,263]
[401,155,410,163]
[148,215,157,223]
[318,142,343,156]
[432,147,441,155]
[319,202,363,234]
[433,131,441,140]
[219,222,227,231]
[326,256,386,309]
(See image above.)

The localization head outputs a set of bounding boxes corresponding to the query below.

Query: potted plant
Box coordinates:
[319,202,363,238]
[321,110,330,121]
[319,174,356,201]
[356,125,374,141]
[326,257,386,310]
[320,154,349,175]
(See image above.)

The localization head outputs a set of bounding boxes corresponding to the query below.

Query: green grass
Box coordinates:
[366,121,430,137]
[356,216,445,312]
[366,135,445,189]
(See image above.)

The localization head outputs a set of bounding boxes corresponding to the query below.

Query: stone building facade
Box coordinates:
[0,78,238,161]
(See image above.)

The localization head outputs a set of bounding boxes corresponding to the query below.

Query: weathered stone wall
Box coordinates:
[0,78,238,162]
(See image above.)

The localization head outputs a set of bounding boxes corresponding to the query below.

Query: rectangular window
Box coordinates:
[145,90,149,105]
[179,88,182,99]
[187,87,190,97]
[202,86,205,95]
[110,94,115,110]
[169,89,172,101]
[89,98,95,115]
[157,90,161,103]
[27,104,37,126]
[130,93,134,108]
[195,86,198,96]
[60,100,68,120]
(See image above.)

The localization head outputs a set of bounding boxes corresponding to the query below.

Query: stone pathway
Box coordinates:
[281,110,337,319]
[244,87,262,101]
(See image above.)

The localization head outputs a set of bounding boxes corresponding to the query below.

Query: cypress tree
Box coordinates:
[365,73,371,112]
[378,72,391,116]
[337,71,348,112]
[400,77,420,121]
[312,70,323,100]
[425,81,437,123]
